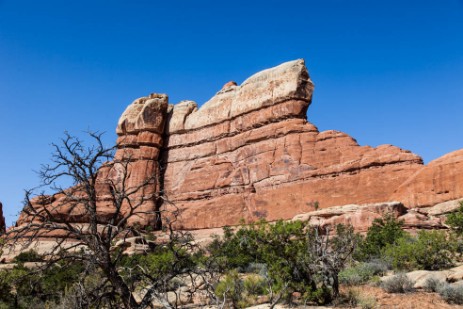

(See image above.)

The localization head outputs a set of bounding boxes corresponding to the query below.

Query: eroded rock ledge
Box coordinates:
[15,59,463,232]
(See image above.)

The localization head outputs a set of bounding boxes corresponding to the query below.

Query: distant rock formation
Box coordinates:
[0,202,5,234]
[14,60,463,232]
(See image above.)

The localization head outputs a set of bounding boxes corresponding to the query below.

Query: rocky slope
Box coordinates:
[14,59,463,232]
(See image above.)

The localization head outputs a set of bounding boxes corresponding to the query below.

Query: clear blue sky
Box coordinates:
[1,0,462,226]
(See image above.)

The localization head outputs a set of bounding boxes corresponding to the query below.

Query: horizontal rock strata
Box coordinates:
[391,149,463,207]
[162,60,424,229]
[14,59,463,233]
[291,201,447,233]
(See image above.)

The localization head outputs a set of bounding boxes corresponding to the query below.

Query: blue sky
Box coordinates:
[1,0,462,226]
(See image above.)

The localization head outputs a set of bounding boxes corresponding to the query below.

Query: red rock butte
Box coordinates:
[0,202,5,234]
[16,59,463,231]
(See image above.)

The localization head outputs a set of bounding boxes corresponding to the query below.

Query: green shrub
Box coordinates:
[355,215,405,261]
[0,270,14,307]
[339,267,364,286]
[339,261,388,286]
[13,250,43,263]
[438,283,463,305]
[207,220,359,305]
[215,271,245,308]
[0,260,86,308]
[383,230,456,271]
[446,201,463,236]
[243,274,266,296]
[423,276,444,293]
[381,274,414,293]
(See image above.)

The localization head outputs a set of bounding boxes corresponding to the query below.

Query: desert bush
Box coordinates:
[437,283,463,305]
[383,230,456,271]
[243,274,266,296]
[446,201,463,236]
[339,260,389,286]
[339,267,365,286]
[244,262,268,275]
[342,288,359,307]
[355,215,405,261]
[423,276,444,292]
[358,295,377,309]
[338,289,377,309]
[366,259,390,275]
[215,271,245,308]
[381,273,414,293]
[13,249,44,263]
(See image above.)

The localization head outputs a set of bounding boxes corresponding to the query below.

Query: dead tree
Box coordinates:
[5,131,198,308]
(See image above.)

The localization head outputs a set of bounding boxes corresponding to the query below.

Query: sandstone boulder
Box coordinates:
[381,264,463,289]
[292,202,406,233]
[415,198,463,217]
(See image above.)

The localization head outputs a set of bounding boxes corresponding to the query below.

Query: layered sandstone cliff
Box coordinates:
[391,149,463,207]
[14,59,463,232]
[162,60,425,229]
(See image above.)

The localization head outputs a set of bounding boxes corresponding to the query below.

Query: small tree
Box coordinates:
[355,214,405,261]
[383,230,457,271]
[447,201,463,236]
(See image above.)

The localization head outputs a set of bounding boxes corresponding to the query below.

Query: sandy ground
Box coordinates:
[342,285,463,309]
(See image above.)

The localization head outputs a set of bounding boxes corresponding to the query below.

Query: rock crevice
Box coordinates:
[0,202,5,234]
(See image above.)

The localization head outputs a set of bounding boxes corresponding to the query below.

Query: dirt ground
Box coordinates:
[345,285,463,309]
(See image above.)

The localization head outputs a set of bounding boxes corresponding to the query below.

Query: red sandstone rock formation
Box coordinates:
[16,94,168,234]
[115,93,168,228]
[391,149,463,208]
[0,202,5,233]
[13,59,463,232]
[162,60,424,229]
[291,201,447,233]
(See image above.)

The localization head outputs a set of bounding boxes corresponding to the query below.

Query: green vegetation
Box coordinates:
[381,273,415,293]
[3,209,463,307]
[339,260,388,286]
[438,283,463,305]
[13,250,44,263]
[382,230,457,271]
[355,214,405,261]
[447,201,463,236]
[207,220,358,306]
[3,132,463,307]
[0,256,85,308]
